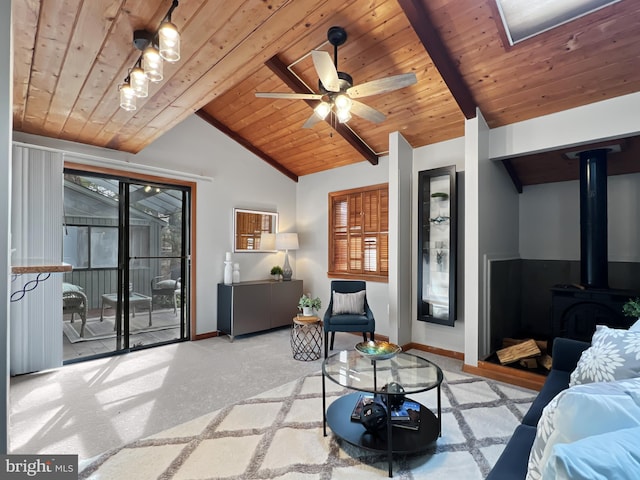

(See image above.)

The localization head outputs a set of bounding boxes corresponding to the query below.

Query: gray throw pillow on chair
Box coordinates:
[332,290,366,315]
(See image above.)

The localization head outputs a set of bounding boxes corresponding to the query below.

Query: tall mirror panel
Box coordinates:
[417,166,457,326]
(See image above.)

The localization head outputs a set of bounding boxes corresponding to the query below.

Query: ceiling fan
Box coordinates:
[255,26,417,129]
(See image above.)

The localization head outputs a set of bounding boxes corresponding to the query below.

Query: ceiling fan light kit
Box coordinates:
[255,26,417,131]
[118,0,181,111]
[314,102,331,120]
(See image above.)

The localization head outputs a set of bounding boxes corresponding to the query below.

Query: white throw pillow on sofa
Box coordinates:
[569,325,640,387]
[526,378,640,480]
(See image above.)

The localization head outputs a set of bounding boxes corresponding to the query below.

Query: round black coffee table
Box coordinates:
[322,349,443,477]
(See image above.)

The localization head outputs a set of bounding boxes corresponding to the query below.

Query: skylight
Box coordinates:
[495,0,621,45]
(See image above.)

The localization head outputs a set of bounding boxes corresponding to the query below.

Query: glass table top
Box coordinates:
[322,349,443,395]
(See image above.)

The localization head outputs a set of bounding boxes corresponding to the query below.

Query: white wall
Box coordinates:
[520,173,640,262]
[388,132,413,345]
[477,117,520,359]
[412,137,465,353]
[14,115,298,335]
[490,92,640,160]
[296,156,391,335]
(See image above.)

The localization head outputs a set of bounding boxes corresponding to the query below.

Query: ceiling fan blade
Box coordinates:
[255,92,323,100]
[346,72,417,98]
[350,100,386,124]
[302,112,322,129]
[311,50,340,92]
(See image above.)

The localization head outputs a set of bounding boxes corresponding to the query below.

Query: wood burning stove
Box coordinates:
[550,149,636,342]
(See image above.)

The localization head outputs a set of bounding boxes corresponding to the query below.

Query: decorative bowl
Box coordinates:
[355,340,402,361]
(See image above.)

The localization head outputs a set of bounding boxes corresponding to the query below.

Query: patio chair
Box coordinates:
[323,280,375,358]
[151,275,181,315]
[63,282,88,337]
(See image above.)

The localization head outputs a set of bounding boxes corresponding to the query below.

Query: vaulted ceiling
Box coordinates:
[11,0,640,183]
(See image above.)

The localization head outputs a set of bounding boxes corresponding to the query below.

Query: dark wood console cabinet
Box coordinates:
[217,280,302,340]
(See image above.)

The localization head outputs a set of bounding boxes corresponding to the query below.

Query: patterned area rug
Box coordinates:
[79,366,537,479]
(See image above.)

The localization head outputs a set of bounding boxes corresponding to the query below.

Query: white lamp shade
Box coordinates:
[159,21,180,62]
[260,232,276,250]
[276,232,299,251]
[143,45,163,82]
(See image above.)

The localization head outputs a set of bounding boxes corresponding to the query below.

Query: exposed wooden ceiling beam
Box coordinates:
[195,110,299,182]
[501,159,523,194]
[264,55,378,166]
[398,0,477,120]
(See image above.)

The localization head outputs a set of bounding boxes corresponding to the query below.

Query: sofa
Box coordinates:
[486,337,590,480]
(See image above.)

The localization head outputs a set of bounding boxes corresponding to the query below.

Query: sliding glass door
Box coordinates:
[62,171,190,362]
[123,182,189,349]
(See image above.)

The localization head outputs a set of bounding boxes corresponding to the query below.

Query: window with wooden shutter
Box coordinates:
[328,184,388,282]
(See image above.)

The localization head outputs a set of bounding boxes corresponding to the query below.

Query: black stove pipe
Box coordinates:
[579,149,608,289]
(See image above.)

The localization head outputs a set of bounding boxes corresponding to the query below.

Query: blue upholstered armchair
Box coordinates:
[323,280,375,358]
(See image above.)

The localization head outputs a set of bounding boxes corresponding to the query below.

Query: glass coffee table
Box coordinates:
[322,349,443,477]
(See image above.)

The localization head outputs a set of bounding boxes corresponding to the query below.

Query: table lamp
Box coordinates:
[276,232,299,281]
[260,232,276,251]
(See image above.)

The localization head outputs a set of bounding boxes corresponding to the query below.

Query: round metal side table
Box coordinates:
[290,315,322,361]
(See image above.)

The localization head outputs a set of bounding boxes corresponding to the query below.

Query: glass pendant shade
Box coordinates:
[159,21,180,62]
[129,66,148,98]
[334,94,352,111]
[143,45,163,82]
[337,108,352,123]
[119,83,136,111]
[314,101,331,120]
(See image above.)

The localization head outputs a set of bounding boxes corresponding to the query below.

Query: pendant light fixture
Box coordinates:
[129,63,148,98]
[159,21,180,62]
[119,79,136,111]
[118,0,181,111]
[143,44,163,82]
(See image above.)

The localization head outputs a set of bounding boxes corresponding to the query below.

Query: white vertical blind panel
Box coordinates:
[10,146,63,375]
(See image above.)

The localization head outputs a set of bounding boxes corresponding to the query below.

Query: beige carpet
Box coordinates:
[78,367,537,479]
[63,314,179,343]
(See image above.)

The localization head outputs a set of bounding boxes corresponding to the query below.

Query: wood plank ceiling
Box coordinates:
[11,0,640,183]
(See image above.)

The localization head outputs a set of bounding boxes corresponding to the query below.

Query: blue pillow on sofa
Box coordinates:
[542,426,640,480]
[526,378,640,480]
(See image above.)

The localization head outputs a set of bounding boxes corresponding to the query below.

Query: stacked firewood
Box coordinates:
[496,338,552,370]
